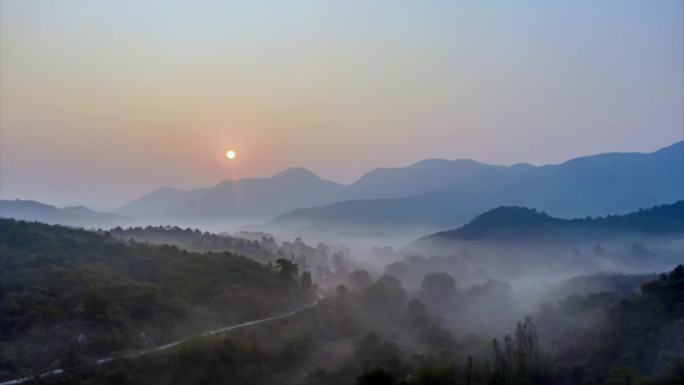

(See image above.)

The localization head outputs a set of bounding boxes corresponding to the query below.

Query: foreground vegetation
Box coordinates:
[1,218,682,385]
[0,219,313,380]
[30,264,684,385]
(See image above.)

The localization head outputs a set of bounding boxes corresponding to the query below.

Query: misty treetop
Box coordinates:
[108,225,345,274]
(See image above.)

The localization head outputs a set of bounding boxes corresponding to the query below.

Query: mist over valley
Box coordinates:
[1,1,682,384]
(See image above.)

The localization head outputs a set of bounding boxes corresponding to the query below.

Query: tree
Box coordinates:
[491,338,509,385]
[421,272,456,298]
[336,284,349,298]
[407,299,429,328]
[349,270,373,291]
[300,271,313,290]
[408,362,459,385]
[364,275,406,310]
[84,287,109,321]
[355,333,405,378]
[356,367,396,385]
[275,258,298,280]
[465,355,475,385]
[514,317,539,381]
[606,367,642,385]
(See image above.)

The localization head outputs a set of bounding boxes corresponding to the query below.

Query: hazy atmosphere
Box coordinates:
[1,0,682,207]
[0,2,683,385]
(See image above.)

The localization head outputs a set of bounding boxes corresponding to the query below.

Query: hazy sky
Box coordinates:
[1,0,682,208]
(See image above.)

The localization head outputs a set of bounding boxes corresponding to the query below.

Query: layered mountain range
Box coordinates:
[118,159,534,223]
[274,141,684,230]
[3,141,682,231]
[0,199,130,228]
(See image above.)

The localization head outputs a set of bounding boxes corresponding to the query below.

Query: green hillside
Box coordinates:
[424,201,684,242]
[0,219,310,379]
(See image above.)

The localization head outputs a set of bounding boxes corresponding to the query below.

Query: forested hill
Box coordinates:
[536,264,684,380]
[0,218,311,380]
[107,226,343,270]
[108,225,276,263]
[423,200,684,242]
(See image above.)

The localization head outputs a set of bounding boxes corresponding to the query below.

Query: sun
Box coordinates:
[226,149,236,160]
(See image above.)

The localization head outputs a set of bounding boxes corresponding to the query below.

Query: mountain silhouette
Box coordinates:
[0,199,131,228]
[118,167,345,221]
[274,141,684,230]
[119,160,526,222]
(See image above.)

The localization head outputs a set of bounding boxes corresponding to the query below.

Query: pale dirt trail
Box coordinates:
[0,294,323,385]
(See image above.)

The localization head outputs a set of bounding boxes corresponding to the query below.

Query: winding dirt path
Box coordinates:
[0,294,323,385]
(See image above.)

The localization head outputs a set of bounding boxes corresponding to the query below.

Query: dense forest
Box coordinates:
[107,225,277,263]
[107,225,347,274]
[3,1,682,384]
[29,264,684,385]
[0,219,315,380]
[1,218,682,385]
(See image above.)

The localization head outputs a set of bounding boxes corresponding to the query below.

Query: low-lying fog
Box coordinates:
[115,216,681,342]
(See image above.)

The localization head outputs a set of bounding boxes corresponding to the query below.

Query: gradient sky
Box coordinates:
[1,0,682,208]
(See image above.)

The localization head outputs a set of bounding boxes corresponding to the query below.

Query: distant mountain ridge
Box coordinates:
[118,167,347,221]
[344,159,534,199]
[119,159,531,222]
[0,199,131,228]
[274,141,684,230]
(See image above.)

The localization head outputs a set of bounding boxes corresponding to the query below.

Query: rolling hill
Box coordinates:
[405,201,684,276]
[417,200,684,244]
[0,218,308,379]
